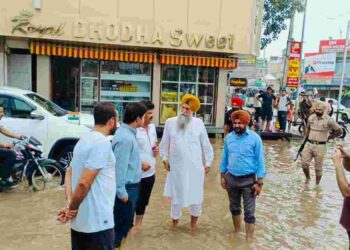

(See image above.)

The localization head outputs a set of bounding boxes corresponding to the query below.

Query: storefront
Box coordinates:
[0,0,263,133]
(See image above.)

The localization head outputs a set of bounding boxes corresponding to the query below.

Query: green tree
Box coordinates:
[261,0,305,49]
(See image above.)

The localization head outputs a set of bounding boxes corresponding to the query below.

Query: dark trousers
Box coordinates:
[71,228,114,250]
[114,183,140,247]
[225,173,256,224]
[136,175,155,215]
[278,111,288,131]
[254,107,262,122]
[0,148,16,180]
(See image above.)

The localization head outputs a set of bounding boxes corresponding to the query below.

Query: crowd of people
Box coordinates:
[0,85,348,248]
[56,94,265,249]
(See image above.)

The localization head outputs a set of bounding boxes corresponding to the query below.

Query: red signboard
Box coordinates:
[286,41,302,88]
[319,39,347,53]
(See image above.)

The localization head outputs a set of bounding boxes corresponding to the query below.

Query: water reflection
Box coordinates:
[0,137,349,249]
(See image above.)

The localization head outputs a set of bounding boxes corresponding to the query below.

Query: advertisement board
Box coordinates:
[286,41,302,88]
[303,52,336,79]
[319,39,348,53]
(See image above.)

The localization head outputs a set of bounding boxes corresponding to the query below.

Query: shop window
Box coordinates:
[180,66,197,82]
[160,65,216,124]
[100,61,152,118]
[162,65,179,81]
[81,60,99,112]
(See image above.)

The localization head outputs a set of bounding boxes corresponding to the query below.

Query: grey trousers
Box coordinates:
[225,173,256,224]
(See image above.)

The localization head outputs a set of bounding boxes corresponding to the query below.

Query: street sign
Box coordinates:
[230,78,247,87]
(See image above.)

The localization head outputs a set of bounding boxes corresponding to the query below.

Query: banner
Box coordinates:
[286,41,302,88]
[303,52,336,80]
[319,39,348,53]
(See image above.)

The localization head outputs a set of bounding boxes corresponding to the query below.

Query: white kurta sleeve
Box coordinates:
[159,120,170,161]
[199,122,214,167]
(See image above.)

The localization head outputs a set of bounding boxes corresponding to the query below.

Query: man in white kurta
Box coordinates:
[159,94,214,231]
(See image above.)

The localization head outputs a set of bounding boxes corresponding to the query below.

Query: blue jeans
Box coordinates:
[113,183,140,247]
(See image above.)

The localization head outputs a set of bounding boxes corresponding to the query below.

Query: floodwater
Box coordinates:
[1,136,350,250]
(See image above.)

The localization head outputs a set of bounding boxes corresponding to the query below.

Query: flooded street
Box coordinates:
[1,137,349,249]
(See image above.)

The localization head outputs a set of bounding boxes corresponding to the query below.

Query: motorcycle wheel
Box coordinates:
[339,128,347,139]
[342,113,349,124]
[298,124,304,135]
[31,163,64,191]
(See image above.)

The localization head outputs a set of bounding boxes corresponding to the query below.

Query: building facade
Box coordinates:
[0,0,263,132]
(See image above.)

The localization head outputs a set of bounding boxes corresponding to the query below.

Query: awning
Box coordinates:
[30,42,157,63]
[160,54,237,69]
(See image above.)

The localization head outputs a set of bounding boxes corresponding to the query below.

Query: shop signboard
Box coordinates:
[303,52,336,80]
[286,41,302,88]
[319,39,349,53]
[230,78,248,87]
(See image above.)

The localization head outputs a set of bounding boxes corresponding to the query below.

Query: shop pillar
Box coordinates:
[0,37,7,85]
[36,55,51,99]
[152,62,161,125]
[216,68,229,129]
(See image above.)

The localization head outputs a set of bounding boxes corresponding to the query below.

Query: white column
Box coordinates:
[37,55,51,99]
[0,37,6,85]
[152,62,161,126]
[216,68,228,128]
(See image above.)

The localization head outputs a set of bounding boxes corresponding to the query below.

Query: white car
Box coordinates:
[324,98,350,122]
[0,86,94,164]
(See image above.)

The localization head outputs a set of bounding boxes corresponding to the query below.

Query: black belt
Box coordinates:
[308,140,326,145]
[231,173,256,179]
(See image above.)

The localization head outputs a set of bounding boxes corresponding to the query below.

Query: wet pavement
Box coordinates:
[0,135,349,249]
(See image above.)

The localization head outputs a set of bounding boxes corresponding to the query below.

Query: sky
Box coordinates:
[262,0,350,58]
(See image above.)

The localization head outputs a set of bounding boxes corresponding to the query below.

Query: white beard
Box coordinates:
[177,114,192,131]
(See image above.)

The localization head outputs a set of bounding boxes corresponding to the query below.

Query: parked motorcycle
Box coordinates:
[0,137,65,192]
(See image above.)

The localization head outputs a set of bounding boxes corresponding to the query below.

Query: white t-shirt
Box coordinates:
[136,124,157,179]
[278,96,290,111]
[254,93,262,108]
[70,131,116,233]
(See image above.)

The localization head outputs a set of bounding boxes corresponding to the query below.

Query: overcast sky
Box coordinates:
[262,0,350,58]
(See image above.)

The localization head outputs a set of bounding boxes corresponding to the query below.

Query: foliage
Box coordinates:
[261,0,305,49]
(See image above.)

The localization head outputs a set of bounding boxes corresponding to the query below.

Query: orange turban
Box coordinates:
[231,97,244,107]
[181,94,201,112]
[231,110,251,125]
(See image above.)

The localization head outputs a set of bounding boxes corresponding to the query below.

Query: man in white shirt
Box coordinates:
[133,100,158,232]
[253,91,263,129]
[160,94,214,233]
[57,102,118,250]
[276,89,291,132]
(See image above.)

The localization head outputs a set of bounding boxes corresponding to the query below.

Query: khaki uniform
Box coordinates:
[301,114,342,176]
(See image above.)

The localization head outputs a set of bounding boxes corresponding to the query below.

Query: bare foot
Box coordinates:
[170,219,179,230]
[191,225,198,235]
[128,226,141,236]
[305,178,311,184]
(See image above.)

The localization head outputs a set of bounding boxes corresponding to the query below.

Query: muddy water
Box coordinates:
[0,137,349,250]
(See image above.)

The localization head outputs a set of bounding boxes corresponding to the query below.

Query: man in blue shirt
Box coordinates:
[220,110,266,243]
[112,102,147,248]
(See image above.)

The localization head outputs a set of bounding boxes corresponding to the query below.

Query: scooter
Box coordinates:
[0,137,65,192]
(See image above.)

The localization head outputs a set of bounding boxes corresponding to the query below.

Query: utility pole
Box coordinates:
[294,0,308,114]
[336,20,350,121]
[282,9,296,88]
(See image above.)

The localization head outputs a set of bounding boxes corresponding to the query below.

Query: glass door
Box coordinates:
[51,57,80,111]
[80,60,99,112]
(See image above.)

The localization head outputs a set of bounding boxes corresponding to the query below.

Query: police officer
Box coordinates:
[301,102,342,185]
